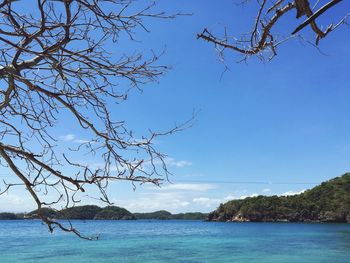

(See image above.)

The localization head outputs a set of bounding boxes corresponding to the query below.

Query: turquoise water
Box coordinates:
[0,220,349,262]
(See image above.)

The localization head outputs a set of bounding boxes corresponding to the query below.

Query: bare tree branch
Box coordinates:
[292,0,343,35]
[198,0,349,61]
[0,0,189,239]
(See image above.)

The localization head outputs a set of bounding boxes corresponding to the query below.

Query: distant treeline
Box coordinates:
[208,173,350,223]
[0,206,207,221]
[134,210,206,220]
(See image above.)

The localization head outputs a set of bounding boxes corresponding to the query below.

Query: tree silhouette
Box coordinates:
[0,0,190,239]
[198,0,348,61]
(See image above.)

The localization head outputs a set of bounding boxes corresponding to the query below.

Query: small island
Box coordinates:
[207,173,350,223]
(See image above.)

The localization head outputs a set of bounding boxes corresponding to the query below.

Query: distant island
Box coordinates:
[208,173,350,223]
[134,211,206,220]
[0,206,207,221]
[1,173,350,223]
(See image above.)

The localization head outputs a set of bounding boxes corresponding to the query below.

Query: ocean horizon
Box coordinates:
[0,220,349,262]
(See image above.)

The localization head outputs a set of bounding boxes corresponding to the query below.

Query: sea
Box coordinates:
[0,220,349,262]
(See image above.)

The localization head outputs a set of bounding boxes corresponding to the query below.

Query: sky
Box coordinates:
[1,0,350,213]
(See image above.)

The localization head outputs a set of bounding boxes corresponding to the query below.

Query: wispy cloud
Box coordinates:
[192,197,221,208]
[59,134,91,144]
[73,139,91,144]
[192,194,236,208]
[180,173,204,178]
[165,157,192,168]
[157,183,216,191]
[0,193,36,213]
[59,134,76,141]
[262,188,271,193]
[142,157,192,170]
[113,192,190,213]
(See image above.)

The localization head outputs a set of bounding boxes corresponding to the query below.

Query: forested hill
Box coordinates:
[0,206,206,220]
[208,173,350,223]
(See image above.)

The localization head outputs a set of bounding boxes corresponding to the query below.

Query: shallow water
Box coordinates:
[0,220,349,262]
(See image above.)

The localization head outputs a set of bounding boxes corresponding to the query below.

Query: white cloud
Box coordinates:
[59,134,92,144]
[280,190,305,196]
[192,194,236,208]
[73,139,90,144]
[159,183,216,191]
[165,157,192,168]
[192,197,221,208]
[194,193,257,205]
[0,194,22,205]
[180,173,204,178]
[59,134,76,141]
[114,192,190,213]
[262,188,271,193]
[0,193,36,212]
[142,157,192,170]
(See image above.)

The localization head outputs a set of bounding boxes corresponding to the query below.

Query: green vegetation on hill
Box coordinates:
[170,212,207,220]
[59,205,102,220]
[208,173,350,223]
[26,206,134,220]
[0,212,19,220]
[134,210,172,220]
[94,206,135,220]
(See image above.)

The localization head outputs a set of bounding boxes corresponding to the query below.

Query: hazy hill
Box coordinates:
[134,210,172,220]
[134,210,207,220]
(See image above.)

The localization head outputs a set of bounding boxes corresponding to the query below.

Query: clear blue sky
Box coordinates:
[1,0,350,213]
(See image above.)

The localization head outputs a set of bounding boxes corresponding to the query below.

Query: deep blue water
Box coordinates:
[0,220,349,262]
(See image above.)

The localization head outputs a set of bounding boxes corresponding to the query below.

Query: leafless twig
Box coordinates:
[198,0,348,62]
[0,0,189,239]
